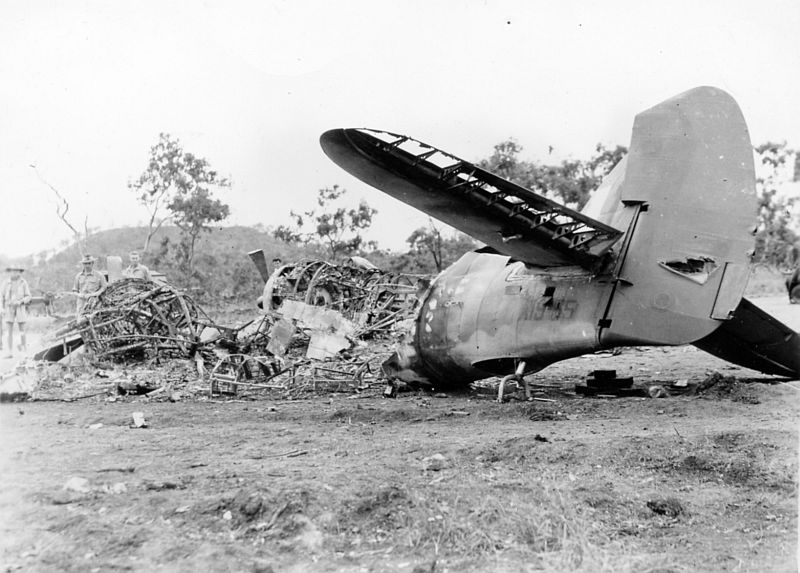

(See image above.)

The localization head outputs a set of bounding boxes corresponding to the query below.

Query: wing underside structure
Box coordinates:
[694,298,800,378]
[320,128,622,268]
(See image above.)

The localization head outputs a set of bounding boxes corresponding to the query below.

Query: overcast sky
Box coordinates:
[1,0,798,258]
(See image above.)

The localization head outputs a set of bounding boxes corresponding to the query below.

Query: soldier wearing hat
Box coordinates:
[2,266,31,357]
[73,255,107,317]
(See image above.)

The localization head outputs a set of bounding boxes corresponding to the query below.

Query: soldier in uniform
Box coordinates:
[2,266,31,357]
[73,255,107,317]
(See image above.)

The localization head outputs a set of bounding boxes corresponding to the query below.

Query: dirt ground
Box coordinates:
[1,296,798,572]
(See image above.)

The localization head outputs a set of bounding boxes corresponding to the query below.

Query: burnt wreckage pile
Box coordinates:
[39,278,213,364]
[41,262,427,397]
[212,259,427,396]
[80,279,208,359]
[263,258,425,332]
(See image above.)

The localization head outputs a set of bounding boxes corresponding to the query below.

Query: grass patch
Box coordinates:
[609,432,797,492]
[331,473,677,572]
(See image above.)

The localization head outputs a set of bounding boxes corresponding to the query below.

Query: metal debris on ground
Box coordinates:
[24,260,429,401]
[575,370,645,397]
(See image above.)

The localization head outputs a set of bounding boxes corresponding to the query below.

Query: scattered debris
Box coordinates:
[575,370,646,397]
[144,480,183,491]
[96,466,135,473]
[0,367,37,402]
[422,453,449,472]
[693,372,761,404]
[105,482,128,495]
[646,497,685,518]
[63,477,91,493]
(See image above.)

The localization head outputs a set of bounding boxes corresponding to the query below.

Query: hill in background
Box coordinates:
[2,224,789,309]
[13,225,320,303]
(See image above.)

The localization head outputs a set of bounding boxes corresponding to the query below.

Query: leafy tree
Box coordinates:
[754,142,799,267]
[130,134,231,278]
[130,133,230,258]
[274,185,377,261]
[273,224,304,245]
[407,222,445,272]
[406,219,478,273]
[169,186,230,275]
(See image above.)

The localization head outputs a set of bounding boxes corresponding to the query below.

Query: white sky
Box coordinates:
[1,0,798,257]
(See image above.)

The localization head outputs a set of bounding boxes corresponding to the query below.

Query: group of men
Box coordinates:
[0,250,152,358]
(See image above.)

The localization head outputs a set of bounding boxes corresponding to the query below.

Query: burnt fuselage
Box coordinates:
[409,250,619,384]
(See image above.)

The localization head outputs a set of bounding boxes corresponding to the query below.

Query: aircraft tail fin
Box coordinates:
[597,87,758,347]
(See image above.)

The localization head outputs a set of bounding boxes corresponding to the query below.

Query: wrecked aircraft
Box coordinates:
[319,86,800,386]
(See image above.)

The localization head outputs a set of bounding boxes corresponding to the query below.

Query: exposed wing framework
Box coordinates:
[323,128,623,268]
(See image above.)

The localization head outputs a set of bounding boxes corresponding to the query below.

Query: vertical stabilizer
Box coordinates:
[600,87,756,346]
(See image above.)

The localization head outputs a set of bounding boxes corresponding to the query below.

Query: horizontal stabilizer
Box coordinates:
[693,298,800,378]
[320,128,622,268]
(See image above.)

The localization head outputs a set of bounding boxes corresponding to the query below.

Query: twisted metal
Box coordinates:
[79,278,207,359]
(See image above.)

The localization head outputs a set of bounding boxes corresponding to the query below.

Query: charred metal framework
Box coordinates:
[267,258,426,335]
[78,278,207,359]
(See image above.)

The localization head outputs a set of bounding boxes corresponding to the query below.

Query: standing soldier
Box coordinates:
[2,267,31,357]
[123,250,153,281]
[73,255,107,317]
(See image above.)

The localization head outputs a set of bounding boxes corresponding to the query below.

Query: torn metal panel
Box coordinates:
[306,332,351,360]
[659,257,719,285]
[266,318,296,358]
[278,300,357,336]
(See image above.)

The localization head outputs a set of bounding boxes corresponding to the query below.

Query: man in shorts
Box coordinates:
[73,255,107,317]
[2,267,31,357]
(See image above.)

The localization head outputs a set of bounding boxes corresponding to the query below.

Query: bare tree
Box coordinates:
[30,164,87,255]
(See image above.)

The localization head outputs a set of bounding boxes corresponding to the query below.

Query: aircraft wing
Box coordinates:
[320,128,623,268]
[693,298,800,378]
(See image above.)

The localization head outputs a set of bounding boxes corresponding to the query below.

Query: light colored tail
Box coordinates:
[588,86,757,347]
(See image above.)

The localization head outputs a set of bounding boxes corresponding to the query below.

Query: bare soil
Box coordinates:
[1,297,798,572]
